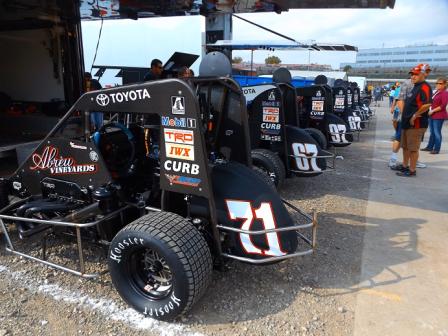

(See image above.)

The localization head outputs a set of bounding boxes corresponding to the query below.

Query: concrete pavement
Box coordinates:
[354,101,448,336]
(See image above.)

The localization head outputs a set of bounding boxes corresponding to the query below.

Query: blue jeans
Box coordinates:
[426,118,445,152]
[394,121,402,141]
[90,112,103,131]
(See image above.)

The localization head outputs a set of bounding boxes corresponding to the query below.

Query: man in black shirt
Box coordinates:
[396,64,432,177]
[143,59,163,81]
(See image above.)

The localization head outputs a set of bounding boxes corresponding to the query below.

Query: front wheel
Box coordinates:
[108,211,213,321]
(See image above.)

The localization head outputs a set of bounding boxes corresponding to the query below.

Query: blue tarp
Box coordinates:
[233,75,314,88]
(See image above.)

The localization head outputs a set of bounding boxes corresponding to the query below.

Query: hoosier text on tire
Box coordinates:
[108,211,213,321]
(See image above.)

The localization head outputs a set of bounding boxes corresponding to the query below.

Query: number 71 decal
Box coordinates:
[225,200,286,257]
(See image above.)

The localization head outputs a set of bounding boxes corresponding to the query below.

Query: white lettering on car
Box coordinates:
[226,200,286,257]
[292,143,321,172]
[164,160,200,175]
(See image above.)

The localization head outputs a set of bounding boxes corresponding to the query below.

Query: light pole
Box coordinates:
[308,39,316,70]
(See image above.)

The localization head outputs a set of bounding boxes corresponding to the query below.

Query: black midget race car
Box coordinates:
[241,73,335,187]
[0,52,317,321]
[295,74,354,147]
[332,79,369,136]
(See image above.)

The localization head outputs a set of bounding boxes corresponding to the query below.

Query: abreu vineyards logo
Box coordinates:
[30,146,96,175]
[95,89,151,106]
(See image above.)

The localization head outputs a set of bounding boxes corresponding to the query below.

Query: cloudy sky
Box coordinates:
[81,0,448,84]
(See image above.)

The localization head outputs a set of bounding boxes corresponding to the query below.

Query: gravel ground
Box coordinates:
[0,111,378,336]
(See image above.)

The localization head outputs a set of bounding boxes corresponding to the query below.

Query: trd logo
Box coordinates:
[164,128,194,145]
[165,143,194,161]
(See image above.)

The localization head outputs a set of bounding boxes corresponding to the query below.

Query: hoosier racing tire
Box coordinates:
[251,149,286,188]
[252,166,276,190]
[304,128,328,150]
[108,211,212,321]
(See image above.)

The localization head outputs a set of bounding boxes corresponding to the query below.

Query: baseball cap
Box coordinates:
[409,63,432,75]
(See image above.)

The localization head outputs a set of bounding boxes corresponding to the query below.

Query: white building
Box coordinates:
[341,44,448,70]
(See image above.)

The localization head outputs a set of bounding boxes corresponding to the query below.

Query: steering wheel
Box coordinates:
[93,122,136,176]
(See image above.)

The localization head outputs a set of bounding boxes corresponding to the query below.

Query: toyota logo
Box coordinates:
[96,93,110,106]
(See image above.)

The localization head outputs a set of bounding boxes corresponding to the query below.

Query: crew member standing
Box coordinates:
[396,64,432,177]
[144,59,163,81]
[85,72,103,131]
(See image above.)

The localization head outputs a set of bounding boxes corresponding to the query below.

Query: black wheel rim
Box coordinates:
[128,248,173,300]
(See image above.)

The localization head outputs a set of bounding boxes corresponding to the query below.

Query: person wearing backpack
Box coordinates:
[422,77,448,154]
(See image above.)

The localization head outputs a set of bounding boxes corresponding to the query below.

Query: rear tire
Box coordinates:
[251,149,286,188]
[304,128,328,150]
[108,211,212,321]
[252,166,276,190]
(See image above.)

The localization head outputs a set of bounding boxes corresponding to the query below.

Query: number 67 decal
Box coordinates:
[292,143,321,172]
[225,200,286,257]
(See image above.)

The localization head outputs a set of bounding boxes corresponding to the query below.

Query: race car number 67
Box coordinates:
[225,200,286,257]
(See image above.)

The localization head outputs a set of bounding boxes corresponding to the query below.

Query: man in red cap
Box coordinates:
[395,64,432,177]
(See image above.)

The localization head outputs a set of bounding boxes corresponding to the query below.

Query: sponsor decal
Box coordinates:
[316,90,322,97]
[268,91,276,101]
[262,107,280,123]
[12,181,22,190]
[165,174,201,187]
[261,134,282,142]
[347,94,352,105]
[165,143,195,161]
[96,93,109,107]
[164,160,199,175]
[96,89,151,106]
[30,146,96,175]
[69,142,87,150]
[171,96,185,115]
[261,122,281,135]
[241,84,276,102]
[261,100,280,107]
[334,97,345,108]
[161,117,196,129]
[164,128,194,145]
[339,90,343,95]
[243,88,256,95]
[89,151,99,162]
[310,111,325,118]
[42,182,55,189]
[312,101,324,112]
